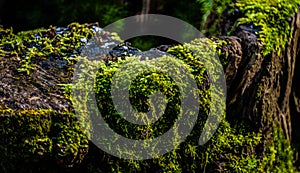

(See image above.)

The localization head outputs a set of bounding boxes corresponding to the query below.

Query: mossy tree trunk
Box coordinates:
[220,9,300,146]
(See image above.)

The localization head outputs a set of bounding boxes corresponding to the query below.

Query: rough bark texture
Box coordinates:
[0,56,73,111]
[220,9,300,145]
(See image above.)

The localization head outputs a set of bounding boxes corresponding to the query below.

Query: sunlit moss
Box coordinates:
[234,0,300,55]
[84,39,295,172]
[0,23,96,74]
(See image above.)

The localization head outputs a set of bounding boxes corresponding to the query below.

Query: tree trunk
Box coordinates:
[220,9,300,145]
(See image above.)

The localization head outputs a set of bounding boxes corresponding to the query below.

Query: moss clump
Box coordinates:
[0,23,95,57]
[93,38,216,142]
[0,107,89,172]
[87,39,248,172]
[234,0,300,55]
[78,38,295,172]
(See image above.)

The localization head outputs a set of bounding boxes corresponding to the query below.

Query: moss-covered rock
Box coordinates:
[0,8,298,172]
[0,23,115,171]
[78,38,295,172]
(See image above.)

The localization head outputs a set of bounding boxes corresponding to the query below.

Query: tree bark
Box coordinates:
[220,8,300,144]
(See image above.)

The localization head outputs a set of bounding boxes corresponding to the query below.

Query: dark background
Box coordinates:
[0,0,209,50]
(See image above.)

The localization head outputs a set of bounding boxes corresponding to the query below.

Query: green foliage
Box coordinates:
[58,83,73,100]
[201,121,262,172]
[88,39,212,172]
[100,4,128,26]
[17,48,39,75]
[234,0,300,55]
[196,0,232,34]
[213,38,231,66]
[129,37,159,51]
[0,27,22,57]
[163,0,204,28]
[55,0,127,27]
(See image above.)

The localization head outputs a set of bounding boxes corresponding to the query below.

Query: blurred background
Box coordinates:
[0,0,227,50]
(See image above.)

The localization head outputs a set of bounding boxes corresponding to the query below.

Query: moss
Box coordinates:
[95,57,194,140]
[0,21,297,172]
[81,38,293,172]
[0,23,97,171]
[258,126,296,172]
[200,121,261,172]
[0,22,97,74]
[0,106,89,171]
[80,39,212,172]
[234,0,300,55]
[211,37,231,67]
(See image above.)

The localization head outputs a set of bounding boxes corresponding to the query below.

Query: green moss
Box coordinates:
[0,23,97,74]
[81,38,291,172]
[234,0,300,55]
[66,37,296,172]
[0,107,89,171]
[258,126,296,172]
[0,23,99,171]
[93,39,215,142]
[1,21,297,172]
[201,121,261,172]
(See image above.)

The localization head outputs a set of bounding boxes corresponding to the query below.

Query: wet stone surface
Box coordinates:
[0,23,113,111]
[0,23,176,112]
[109,42,140,58]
